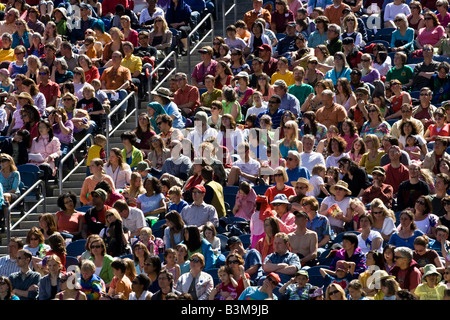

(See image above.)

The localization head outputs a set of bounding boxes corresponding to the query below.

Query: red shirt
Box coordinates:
[383,163,410,194]
[38,80,60,106]
[264,185,296,209]
[85,66,100,84]
[173,85,200,111]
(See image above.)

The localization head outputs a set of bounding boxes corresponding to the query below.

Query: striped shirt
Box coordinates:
[0,256,20,277]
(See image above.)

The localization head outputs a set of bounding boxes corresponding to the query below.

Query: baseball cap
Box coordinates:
[342,37,354,45]
[267,272,281,285]
[193,185,206,193]
[257,44,272,51]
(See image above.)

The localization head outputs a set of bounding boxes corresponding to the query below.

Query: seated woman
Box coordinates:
[120,131,143,170]
[104,147,132,190]
[51,58,73,85]
[55,192,84,240]
[48,107,74,170]
[136,176,166,219]
[80,158,115,206]
[28,120,62,182]
[0,153,21,205]
[132,113,156,158]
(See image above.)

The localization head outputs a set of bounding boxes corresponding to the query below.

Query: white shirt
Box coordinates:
[187,125,218,152]
[307,174,325,198]
[138,6,164,25]
[322,196,351,229]
[357,230,383,254]
[122,207,147,235]
[104,163,132,189]
[301,151,326,175]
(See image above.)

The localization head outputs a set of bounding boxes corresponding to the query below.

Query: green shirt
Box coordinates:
[288,83,314,107]
[385,65,414,85]
[201,89,223,107]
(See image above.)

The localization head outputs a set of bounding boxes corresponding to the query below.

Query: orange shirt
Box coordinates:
[108,275,133,300]
[100,65,131,90]
[324,3,351,25]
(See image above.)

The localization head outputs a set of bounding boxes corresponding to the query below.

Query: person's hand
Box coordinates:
[28,284,39,292]
[45,156,52,163]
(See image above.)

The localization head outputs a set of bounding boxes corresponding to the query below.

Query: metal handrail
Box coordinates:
[222,0,237,39]
[186,13,215,82]
[106,91,139,155]
[7,179,46,243]
[58,133,93,194]
[148,51,178,102]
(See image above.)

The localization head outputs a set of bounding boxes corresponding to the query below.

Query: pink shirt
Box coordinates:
[29,135,62,175]
[277,211,297,234]
[437,12,450,28]
[234,188,257,220]
[417,26,445,47]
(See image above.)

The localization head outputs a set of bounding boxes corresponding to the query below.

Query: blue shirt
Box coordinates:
[388,230,425,250]
[257,108,284,129]
[243,249,263,282]
[263,251,301,284]
[325,67,351,86]
[168,200,189,214]
[238,286,278,300]
[307,213,331,245]
[286,167,311,186]
[163,101,185,129]
[280,93,300,116]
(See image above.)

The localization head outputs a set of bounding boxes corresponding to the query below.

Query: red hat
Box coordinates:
[193,185,206,193]
[257,44,272,51]
[267,272,281,285]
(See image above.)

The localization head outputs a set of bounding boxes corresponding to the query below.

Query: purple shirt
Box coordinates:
[438,12,450,28]
[191,59,218,84]
[361,69,380,84]
[53,120,74,144]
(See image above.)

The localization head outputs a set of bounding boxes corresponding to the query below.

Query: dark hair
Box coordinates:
[35,120,54,142]
[57,191,78,210]
[134,273,151,288]
[121,131,137,144]
[327,136,347,154]
[368,250,385,271]
[184,225,202,252]
[201,165,214,181]
[338,156,359,175]
[340,118,358,137]
[165,210,185,233]
[144,176,162,194]
[111,258,127,273]
[146,255,162,274]
[0,276,14,300]
[95,180,113,194]
[16,129,30,147]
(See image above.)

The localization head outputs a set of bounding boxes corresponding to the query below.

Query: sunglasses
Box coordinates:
[91,245,102,249]
[273,173,284,177]
[227,260,239,264]
[424,17,432,20]
[416,200,425,205]
[394,19,402,22]
[213,42,221,45]
[329,289,340,296]
[267,277,278,285]
[190,258,201,263]
[156,122,162,126]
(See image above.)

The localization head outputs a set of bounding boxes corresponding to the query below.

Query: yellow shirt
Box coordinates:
[270,71,295,87]
[0,48,15,62]
[121,54,142,75]
[414,283,446,300]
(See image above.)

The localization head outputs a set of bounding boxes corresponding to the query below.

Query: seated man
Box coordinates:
[273,79,300,116]
[260,232,301,296]
[160,140,193,185]
[382,145,410,195]
[422,137,450,175]
[315,89,347,129]
[227,236,263,284]
[173,72,200,118]
[243,0,271,30]
[361,166,394,208]
[342,37,362,69]
[0,237,23,277]
[9,249,41,300]
[396,162,430,212]
[99,50,131,123]
[227,142,261,186]
[191,46,217,89]
[301,196,332,253]
[113,199,146,238]
[180,185,219,229]
[275,22,297,60]
[256,94,284,129]
[288,211,318,267]
[186,111,218,152]
[300,134,326,176]
[121,41,143,98]
[38,66,60,114]
[81,189,112,238]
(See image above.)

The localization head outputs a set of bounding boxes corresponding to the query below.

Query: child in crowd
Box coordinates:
[209,265,238,300]
[103,258,133,300]
[123,257,137,282]
[160,177,171,201]
[347,279,369,300]
[167,186,189,214]
[139,227,163,255]
[307,163,329,198]
[86,134,106,176]
[176,243,190,275]
[414,264,447,300]
[320,260,355,292]
[404,135,421,162]
[279,270,313,300]
[443,266,450,288]
[349,137,365,165]
[162,248,180,284]
[380,277,400,300]
[203,221,221,256]
[233,181,257,220]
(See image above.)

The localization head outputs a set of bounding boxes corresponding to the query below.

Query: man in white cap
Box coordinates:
[273,79,300,116]
[187,111,218,151]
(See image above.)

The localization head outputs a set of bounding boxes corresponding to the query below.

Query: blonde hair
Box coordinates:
[370,198,396,222]
[140,226,155,240]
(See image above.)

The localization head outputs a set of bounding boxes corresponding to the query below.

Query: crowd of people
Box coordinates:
[0,0,449,302]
